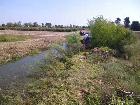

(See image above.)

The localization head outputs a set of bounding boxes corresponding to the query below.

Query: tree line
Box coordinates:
[0,17,140,31]
[0,21,87,32]
[115,17,140,31]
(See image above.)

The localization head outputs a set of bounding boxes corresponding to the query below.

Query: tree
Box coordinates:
[12,21,22,27]
[2,24,6,27]
[41,23,44,27]
[45,23,52,28]
[124,17,130,28]
[6,22,14,27]
[24,22,33,27]
[115,18,121,24]
[131,21,140,31]
[24,23,29,27]
[33,22,38,27]
[89,16,135,52]
[55,25,58,28]
[70,24,72,28]
[17,21,22,27]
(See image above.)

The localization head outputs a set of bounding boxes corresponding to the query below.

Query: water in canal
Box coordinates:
[0,51,47,89]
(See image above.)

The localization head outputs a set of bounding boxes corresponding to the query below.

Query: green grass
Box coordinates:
[0,34,140,104]
[0,35,29,42]
[3,51,138,105]
[29,49,40,56]
[124,36,140,67]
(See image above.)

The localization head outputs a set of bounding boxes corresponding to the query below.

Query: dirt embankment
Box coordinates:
[0,30,70,64]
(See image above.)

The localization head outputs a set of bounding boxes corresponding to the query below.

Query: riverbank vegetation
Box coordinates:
[0,17,140,105]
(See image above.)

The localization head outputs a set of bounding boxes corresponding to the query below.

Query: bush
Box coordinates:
[89,16,135,53]
[66,34,82,55]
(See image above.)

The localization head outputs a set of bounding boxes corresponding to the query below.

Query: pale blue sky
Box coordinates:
[0,0,139,25]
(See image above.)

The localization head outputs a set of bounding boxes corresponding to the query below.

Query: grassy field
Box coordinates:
[0,21,140,104]
[0,35,29,42]
[0,33,140,105]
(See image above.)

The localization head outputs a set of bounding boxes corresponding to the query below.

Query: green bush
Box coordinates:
[66,34,82,55]
[89,16,135,52]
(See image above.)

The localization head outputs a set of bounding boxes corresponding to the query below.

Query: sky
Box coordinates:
[0,0,140,25]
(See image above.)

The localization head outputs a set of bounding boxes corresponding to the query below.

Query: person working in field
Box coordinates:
[80,30,91,49]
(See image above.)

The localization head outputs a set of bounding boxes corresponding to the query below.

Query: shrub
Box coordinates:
[66,34,82,55]
[89,16,135,53]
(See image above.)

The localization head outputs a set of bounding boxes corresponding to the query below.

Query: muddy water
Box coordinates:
[0,51,47,89]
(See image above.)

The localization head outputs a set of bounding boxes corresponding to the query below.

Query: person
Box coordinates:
[82,32,91,49]
[79,30,84,36]
[80,30,85,44]
[84,33,89,48]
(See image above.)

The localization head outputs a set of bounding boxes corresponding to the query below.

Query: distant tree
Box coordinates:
[41,23,44,27]
[24,22,33,27]
[12,21,22,27]
[24,23,29,27]
[115,18,121,24]
[70,24,72,28]
[17,21,22,27]
[57,25,64,28]
[45,23,52,28]
[55,25,58,28]
[57,25,61,28]
[2,24,6,27]
[124,17,130,28]
[82,26,86,29]
[33,22,38,27]
[61,25,64,28]
[131,21,140,31]
[6,22,14,27]
[73,25,76,28]
[28,23,33,27]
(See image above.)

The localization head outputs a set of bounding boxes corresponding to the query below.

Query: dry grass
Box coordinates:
[0,31,67,64]
[134,31,140,39]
